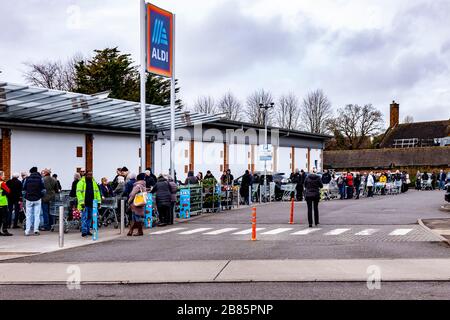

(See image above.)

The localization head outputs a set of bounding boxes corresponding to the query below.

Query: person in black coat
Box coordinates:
[240,170,252,205]
[6,173,23,228]
[304,170,323,228]
[321,170,332,185]
[297,170,307,202]
[151,175,176,227]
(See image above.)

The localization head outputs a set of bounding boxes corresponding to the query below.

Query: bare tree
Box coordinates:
[403,115,414,124]
[276,93,300,130]
[327,104,384,150]
[23,55,82,91]
[193,95,217,114]
[217,92,242,121]
[245,89,274,126]
[300,89,333,134]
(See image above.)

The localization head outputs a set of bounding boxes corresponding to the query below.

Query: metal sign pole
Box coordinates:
[170,14,176,179]
[140,0,147,172]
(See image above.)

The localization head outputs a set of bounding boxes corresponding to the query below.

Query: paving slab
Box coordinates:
[0,228,123,261]
[1,259,450,284]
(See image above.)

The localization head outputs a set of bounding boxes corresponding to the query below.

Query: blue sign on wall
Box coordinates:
[147,4,173,78]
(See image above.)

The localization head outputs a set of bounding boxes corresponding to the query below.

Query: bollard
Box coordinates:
[289,198,295,225]
[59,206,64,248]
[237,187,240,208]
[120,199,125,235]
[251,207,257,241]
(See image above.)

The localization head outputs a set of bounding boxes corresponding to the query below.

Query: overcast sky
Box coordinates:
[1,0,450,126]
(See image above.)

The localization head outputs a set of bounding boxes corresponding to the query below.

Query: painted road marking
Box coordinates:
[150,228,187,235]
[204,228,239,235]
[233,228,266,235]
[261,228,294,235]
[389,229,413,236]
[179,228,213,235]
[355,229,379,236]
[325,228,351,236]
[291,228,322,235]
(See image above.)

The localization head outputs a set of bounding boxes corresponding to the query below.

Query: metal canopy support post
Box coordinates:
[170,14,176,179]
[140,0,147,172]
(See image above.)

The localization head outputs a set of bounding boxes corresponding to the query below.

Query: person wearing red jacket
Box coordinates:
[346,172,354,199]
[0,171,12,236]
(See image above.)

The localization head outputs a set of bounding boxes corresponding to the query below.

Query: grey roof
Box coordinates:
[0,82,224,133]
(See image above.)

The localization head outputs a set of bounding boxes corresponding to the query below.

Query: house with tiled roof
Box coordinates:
[324,101,450,172]
[379,101,450,148]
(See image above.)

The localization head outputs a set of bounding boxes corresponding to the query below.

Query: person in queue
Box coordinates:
[76,171,101,237]
[304,168,323,228]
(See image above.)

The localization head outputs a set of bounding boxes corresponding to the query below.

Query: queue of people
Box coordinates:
[0,164,447,238]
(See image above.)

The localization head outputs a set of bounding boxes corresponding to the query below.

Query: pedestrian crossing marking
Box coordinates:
[291,228,322,235]
[389,229,413,236]
[150,227,186,235]
[261,228,294,235]
[146,226,429,240]
[355,229,379,236]
[179,228,213,235]
[324,228,351,236]
[204,228,239,235]
[233,228,266,235]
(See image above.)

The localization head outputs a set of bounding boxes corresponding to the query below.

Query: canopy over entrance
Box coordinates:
[0,82,224,133]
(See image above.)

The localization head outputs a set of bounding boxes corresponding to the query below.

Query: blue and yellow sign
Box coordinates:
[147,4,173,78]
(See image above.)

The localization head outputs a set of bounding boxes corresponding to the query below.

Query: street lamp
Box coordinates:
[259,102,274,202]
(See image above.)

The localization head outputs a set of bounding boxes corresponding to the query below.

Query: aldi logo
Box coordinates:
[152,19,169,46]
[147,4,173,77]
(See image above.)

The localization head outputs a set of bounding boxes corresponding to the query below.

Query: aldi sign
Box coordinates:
[147,4,173,77]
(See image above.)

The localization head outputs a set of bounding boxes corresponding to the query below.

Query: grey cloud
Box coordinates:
[178,1,321,79]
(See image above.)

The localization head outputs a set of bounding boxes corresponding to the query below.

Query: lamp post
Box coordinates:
[259,102,274,202]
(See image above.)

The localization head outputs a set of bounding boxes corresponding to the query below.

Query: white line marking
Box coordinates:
[261,228,294,235]
[204,228,239,235]
[150,228,186,235]
[389,229,413,236]
[179,228,213,235]
[324,228,351,236]
[355,229,379,236]
[233,228,266,235]
[291,228,322,235]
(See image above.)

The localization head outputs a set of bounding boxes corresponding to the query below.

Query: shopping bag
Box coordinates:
[133,186,147,207]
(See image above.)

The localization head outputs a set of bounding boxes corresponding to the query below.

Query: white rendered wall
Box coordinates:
[93,133,140,182]
[294,148,308,172]
[228,143,250,178]
[310,149,322,172]
[11,129,85,189]
[194,142,224,179]
[173,141,190,181]
[277,147,292,175]
[154,140,190,180]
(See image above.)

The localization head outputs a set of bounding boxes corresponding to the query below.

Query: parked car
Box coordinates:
[233,172,288,186]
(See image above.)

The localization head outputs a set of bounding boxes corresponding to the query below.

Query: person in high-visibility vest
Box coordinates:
[0,171,12,236]
[76,171,101,237]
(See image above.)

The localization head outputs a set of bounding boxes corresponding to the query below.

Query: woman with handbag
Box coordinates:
[127,173,147,236]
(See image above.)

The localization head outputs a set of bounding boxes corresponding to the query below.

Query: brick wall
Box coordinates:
[0,128,11,179]
[324,146,450,173]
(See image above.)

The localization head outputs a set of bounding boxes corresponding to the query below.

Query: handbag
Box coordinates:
[133,185,147,207]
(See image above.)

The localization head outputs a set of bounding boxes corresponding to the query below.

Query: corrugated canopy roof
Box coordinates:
[0,82,225,132]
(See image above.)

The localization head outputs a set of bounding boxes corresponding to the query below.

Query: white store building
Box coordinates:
[0,83,329,188]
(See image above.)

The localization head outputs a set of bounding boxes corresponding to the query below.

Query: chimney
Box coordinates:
[390,100,399,128]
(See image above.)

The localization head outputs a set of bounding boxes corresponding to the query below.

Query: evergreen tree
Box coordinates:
[74,47,182,107]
